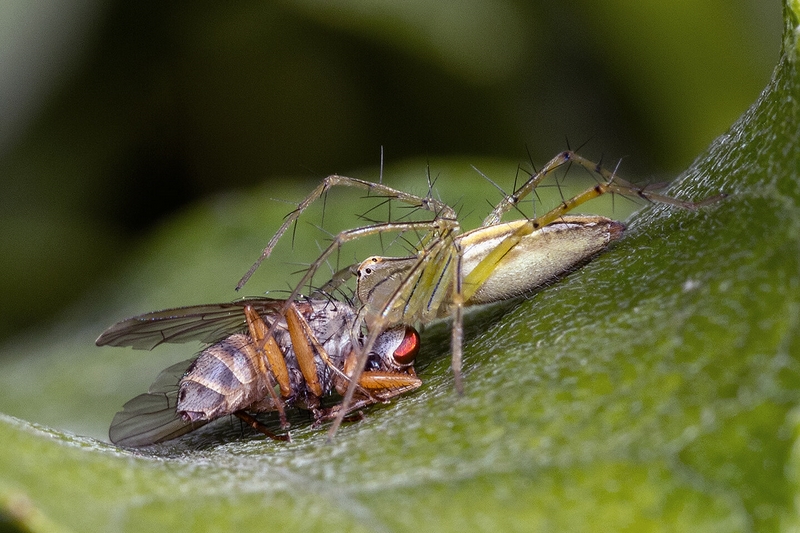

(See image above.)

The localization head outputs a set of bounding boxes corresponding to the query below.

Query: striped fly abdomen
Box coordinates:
[177,333,269,422]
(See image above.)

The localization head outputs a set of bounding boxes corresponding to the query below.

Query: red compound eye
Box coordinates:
[393,326,420,365]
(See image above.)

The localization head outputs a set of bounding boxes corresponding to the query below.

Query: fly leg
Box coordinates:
[316,367,422,427]
[244,305,292,429]
[288,303,373,391]
[283,301,386,432]
[234,411,291,442]
[354,371,422,399]
[313,400,374,427]
[284,304,324,398]
[284,304,417,430]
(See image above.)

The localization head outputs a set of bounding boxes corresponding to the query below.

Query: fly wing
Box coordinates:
[96,297,287,350]
[109,358,205,446]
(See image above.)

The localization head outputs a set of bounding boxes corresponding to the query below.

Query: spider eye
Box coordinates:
[393,326,420,365]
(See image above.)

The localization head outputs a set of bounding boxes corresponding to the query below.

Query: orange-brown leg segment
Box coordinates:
[291,304,371,394]
[337,348,422,400]
[244,305,291,428]
[284,304,324,397]
[244,305,292,396]
[314,371,420,425]
[356,371,422,399]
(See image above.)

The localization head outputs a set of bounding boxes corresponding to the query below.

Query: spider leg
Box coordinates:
[483,150,725,226]
[237,175,458,291]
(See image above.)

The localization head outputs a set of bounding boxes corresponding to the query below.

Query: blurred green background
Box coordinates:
[0,0,780,344]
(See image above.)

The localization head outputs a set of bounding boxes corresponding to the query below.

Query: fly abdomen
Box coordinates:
[177,334,268,422]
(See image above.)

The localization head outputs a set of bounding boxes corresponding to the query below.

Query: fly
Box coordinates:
[96,297,421,446]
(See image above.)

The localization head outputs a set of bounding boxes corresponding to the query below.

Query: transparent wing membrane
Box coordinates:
[109,359,205,446]
[96,298,286,349]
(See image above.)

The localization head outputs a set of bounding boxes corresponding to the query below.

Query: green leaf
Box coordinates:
[2,4,800,532]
